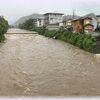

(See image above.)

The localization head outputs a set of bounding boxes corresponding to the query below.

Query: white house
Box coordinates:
[44,13,64,25]
[36,18,44,27]
[44,13,64,30]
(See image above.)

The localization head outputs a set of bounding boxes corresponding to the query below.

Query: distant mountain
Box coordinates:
[13,13,44,27]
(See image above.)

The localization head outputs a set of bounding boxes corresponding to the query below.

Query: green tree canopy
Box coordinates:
[0,16,8,41]
[0,16,8,34]
[19,19,36,30]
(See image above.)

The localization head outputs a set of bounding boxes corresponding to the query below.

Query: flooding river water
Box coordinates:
[0,28,100,96]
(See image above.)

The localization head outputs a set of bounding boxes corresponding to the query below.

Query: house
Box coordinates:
[96,15,100,29]
[33,18,44,27]
[44,13,64,30]
[72,13,97,33]
[84,17,94,33]
[36,18,44,27]
[81,13,97,30]
[63,19,72,28]
[72,17,94,33]
[44,13,64,25]
[72,18,83,33]
[63,15,80,30]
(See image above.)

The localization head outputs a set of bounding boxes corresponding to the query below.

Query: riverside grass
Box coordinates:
[32,27,96,53]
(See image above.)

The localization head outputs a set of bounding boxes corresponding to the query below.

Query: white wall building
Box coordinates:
[44,13,64,26]
[33,18,44,27]
[36,18,44,27]
[44,13,64,30]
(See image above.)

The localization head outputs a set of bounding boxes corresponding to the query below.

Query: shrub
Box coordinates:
[0,16,8,42]
[82,36,96,52]
[34,27,97,53]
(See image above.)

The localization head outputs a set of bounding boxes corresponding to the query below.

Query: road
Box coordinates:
[0,28,100,96]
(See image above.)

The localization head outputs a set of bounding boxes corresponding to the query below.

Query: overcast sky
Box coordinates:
[0,0,100,24]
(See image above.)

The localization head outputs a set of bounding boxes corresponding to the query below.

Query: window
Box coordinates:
[85,21,90,24]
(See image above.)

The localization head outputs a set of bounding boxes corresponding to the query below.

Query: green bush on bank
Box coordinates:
[32,26,96,53]
[0,16,8,42]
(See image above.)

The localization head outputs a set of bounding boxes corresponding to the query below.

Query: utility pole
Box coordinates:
[73,9,75,19]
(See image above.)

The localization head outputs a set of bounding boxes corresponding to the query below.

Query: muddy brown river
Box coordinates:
[0,28,100,96]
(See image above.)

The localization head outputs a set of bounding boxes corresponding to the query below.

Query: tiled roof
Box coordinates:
[80,13,96,19]
[72,13,97,21]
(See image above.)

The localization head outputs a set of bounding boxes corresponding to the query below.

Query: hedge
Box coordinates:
[0,16,8,42]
